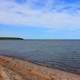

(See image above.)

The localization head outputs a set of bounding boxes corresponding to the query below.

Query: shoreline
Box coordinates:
[0,55,80,80]
[0,54,80,75]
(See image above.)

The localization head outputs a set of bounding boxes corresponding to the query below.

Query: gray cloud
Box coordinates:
[14,0,80,14]
[0,0,80,28]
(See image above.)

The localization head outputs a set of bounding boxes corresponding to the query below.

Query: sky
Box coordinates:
[0,0,80,39]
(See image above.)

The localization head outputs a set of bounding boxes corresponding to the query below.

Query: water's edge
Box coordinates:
[0,40,80,74]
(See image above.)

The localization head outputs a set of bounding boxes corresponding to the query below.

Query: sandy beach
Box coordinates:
[0,55,79,80]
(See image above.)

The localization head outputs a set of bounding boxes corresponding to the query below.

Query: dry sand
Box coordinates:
[0,55,80,80]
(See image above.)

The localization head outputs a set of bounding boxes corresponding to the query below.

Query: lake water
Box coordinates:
[0,40,80,74]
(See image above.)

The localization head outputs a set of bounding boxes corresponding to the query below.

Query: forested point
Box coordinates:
[0,37,24,40]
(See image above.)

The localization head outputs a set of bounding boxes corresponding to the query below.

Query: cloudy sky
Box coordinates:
[0,0,80,39]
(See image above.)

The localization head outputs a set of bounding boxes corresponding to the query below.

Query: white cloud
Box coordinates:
[0,0,80,28]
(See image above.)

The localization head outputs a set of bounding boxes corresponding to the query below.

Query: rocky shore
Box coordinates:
[0,55,80,80]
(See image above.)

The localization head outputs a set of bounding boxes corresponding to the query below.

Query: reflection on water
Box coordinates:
[0,40,80,74]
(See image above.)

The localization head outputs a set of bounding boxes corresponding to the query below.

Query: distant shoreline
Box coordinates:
[0,37,24,40]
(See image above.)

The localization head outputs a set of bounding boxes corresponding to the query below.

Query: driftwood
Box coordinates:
[0,56,80,80]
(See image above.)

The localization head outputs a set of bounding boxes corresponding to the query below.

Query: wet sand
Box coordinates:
[0,55,80,80]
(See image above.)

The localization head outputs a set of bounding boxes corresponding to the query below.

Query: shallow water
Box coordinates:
[0,40,80,74]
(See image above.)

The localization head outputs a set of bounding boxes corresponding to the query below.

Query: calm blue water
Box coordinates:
[0,40,80,74]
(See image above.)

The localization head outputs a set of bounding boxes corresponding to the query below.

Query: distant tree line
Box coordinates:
[0,37,24,40]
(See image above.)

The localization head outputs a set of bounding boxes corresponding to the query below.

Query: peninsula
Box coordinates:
[0,37,24,40]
